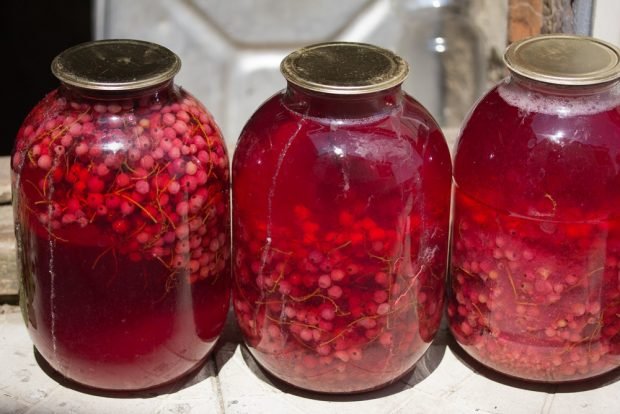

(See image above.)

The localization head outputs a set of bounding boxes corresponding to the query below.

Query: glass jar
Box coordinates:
[449,35,620,382]
[395,0,485,127]
[232,42,451,393]
[11,40,231,390]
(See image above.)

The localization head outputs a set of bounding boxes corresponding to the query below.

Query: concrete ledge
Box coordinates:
[1,306,619,413]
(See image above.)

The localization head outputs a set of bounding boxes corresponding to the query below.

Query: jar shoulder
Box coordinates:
[234,92,451,171]
[454,82,620,218]
[455,83,620,171]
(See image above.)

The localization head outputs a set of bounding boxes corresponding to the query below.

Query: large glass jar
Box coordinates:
[232,42,451,393]
[449,35,620,382]
[395,0,485,127]
[11,40,230,390]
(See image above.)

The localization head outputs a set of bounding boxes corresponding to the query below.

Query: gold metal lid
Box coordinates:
[504,35,620,86]
[51,39,181,91]
[280,42,409,95]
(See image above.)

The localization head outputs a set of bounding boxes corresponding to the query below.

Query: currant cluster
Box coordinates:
[233,205,444,392]
[449,190,620,381]
[13,86,230,284]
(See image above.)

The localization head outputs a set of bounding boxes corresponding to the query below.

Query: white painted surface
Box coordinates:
[1,307,619,413]
[593,0,620,46]
[94,0,506,152]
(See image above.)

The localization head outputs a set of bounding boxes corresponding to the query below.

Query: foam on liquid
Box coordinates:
[498,81,620,117]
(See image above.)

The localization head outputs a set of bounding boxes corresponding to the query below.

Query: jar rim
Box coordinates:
[280,42,409,95]
[51,39,181,91]
[504,34,620,86]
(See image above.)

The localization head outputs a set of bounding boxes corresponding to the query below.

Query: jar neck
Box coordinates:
[58,80,175,103]
[510,74,620,97]
[282,83,404,120]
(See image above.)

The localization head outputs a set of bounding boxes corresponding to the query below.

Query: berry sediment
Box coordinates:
[233,92,451,392]
[450,189,620,381]
[449,81,620,382]
[12,85,230,390]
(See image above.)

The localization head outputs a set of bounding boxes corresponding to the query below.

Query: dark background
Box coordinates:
[1,0,92,155]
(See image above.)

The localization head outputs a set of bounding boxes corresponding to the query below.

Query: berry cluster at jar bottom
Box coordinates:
[449,189,620,382]
[12,86,230,390]
[234,205,444,393]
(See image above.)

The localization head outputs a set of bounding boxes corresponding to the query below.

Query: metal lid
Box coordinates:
[504,34,620,86]
[280,42,409,95]
[51,39,181,91]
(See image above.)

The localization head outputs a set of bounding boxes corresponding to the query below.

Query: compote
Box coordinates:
[449,35,620,382]
[232,42,451,393]
[12,40,231,390]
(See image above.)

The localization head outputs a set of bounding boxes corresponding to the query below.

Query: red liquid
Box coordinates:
[233,86,451,392]
[13,85,231,390]
[449,79,620,381]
